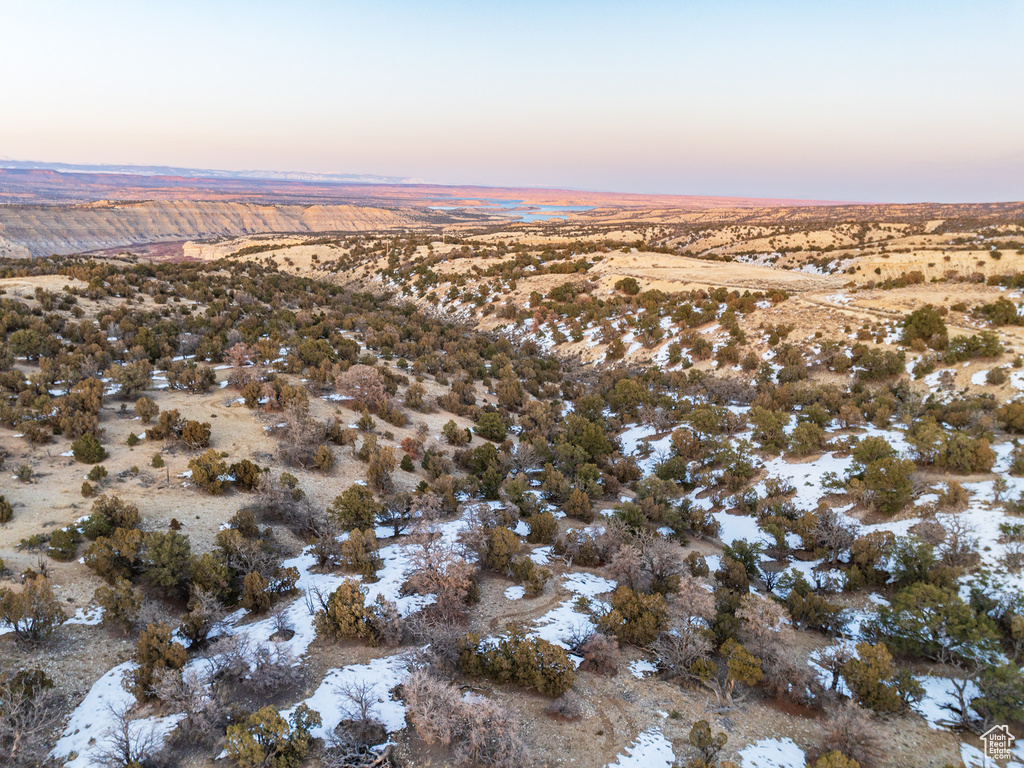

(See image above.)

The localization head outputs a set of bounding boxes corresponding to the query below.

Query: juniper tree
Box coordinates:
[0,576,67,642]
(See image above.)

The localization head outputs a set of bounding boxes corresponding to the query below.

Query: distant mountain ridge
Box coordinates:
[0,160,891,259]
[0,159,418,185]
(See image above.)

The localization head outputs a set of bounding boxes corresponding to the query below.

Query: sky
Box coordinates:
[1,0,1022,203]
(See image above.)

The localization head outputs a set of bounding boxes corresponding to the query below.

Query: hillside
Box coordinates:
[2,204,1024,768]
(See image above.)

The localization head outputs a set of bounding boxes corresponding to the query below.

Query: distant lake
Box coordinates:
[428,196,594,221]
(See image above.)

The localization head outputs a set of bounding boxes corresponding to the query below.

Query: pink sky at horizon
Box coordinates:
[1,1,1022,203]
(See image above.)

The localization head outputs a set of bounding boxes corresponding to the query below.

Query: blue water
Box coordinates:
[520,212,568,222]
[428,196,594,221]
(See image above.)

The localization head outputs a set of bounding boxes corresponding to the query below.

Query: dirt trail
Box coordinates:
[487,591,566,632]
[596,706,617,758]
[607,697,639,747]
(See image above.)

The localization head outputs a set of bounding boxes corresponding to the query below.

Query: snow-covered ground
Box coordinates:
[52,514,470,767]
[531,572,617,655]
[52,662,184,768]
[628,659,657,679]
[911,675,980,731]
[738,737,806,768]
[960,740,1024,768]
[281,655,414,739]
[618,422,674,476]
[605,728,676,768]
[45,384,1024,768]
[619,407,1024,750]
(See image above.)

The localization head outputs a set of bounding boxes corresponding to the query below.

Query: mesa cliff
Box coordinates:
[0,199,436,257]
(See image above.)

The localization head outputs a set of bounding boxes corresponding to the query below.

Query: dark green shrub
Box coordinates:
[685,551,709,577]
[47,527,81,561]
[900,305,948,349]
[842,641,920,713]
[338,529,381,580]
[312,445,335,473]
[508,557,551,597]
[475,411,507,442]
[597,586,669,646]
[71,433,108,464]
[81,495,141,539]
[458,630,575,697]
[987,367,1009,386]
[866,582,999,663]
[313,579,403,647]
[749,406,789,454]
[329,484,381,530]
[526,511,557,544]
[141,531,193,595]
[125,622,187,700]
[783,573,846,634]
[563,488,593,522]
[224,704,320,768]
[94,577,142,632]
[84,527,144,582]
[0,495,12,524]
[972,663,1024,729]
[188,449,228,494]
[861,457,916,515]
[229,459,264,491]
[483,527,520,571]
[945,331,1003,364]
[615,277,640,295]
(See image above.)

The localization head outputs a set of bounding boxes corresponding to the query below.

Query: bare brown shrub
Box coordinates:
[824,704,883,768]
[578,632,620,676]
[0,671,66,768]
[402,670,529,768]
[545,690,584,720]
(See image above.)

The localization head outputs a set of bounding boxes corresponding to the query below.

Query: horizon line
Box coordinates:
[0,158,882,207]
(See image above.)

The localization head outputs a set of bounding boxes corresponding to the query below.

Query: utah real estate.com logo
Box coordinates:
[981,724,1016,762]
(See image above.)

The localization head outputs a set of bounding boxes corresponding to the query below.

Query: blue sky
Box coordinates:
[1,0,1022,202]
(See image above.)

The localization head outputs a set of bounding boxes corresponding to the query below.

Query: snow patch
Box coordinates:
[281,655,413,740]
[52,662,184,768]
[912,675,981,730]
[739,737,806,768]
[605,728,675,768]
[629,659,657,679]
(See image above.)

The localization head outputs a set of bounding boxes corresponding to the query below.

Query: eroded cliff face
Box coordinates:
[0,199,432,257]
